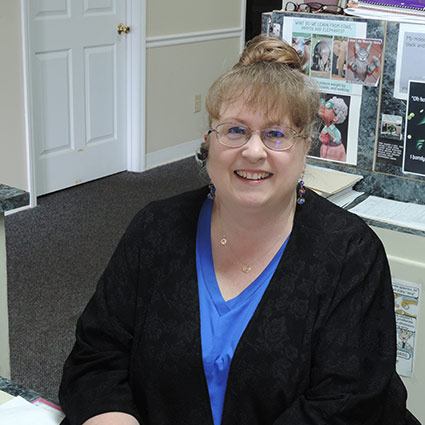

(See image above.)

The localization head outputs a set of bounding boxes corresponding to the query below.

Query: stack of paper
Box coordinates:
[304,164,363,195]
[349,196,425,231]
[0,396,64,425]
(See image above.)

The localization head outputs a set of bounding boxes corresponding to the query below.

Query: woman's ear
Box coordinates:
[304,137,312,154]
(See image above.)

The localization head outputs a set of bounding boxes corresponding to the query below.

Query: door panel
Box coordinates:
[85,45,116,144]
[28,0,127,195]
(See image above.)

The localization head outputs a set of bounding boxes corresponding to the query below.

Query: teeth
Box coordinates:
[236,171,271,180]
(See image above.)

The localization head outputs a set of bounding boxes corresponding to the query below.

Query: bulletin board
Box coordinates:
[262,11,425,205]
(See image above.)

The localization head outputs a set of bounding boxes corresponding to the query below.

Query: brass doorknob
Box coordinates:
[117,23,130,35]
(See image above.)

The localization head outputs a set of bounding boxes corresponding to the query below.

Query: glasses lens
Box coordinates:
[262,127,297,151]
[285,1,298,10]
[216,123,249,147]
[298,3,311,11]
[322,5,343,13]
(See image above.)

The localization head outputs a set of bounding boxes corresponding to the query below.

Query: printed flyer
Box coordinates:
[282,17,367,95]
[393,279,421,378]
[394,24,425,101]
[403,80,425,176]
[282,17,369,166]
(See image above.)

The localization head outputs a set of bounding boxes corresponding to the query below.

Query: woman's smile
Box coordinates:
[234,170,273,181]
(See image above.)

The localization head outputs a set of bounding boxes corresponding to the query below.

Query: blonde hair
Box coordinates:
[206,35,319,137]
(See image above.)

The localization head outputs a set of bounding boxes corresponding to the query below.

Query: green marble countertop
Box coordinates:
[0,184,29,213]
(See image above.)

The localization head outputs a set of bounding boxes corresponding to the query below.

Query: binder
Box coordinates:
[358,0,425,14]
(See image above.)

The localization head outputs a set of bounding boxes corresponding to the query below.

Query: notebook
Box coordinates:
[358,0,425,14]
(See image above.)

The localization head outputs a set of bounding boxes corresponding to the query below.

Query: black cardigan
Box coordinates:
[59,186,414,425]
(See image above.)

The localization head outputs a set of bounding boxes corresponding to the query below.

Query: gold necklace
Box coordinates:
[219,233,252,273]
[216,207,294,275]
[220,233,252,273]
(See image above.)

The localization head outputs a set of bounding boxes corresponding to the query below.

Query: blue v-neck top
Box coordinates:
[196,198,290,425]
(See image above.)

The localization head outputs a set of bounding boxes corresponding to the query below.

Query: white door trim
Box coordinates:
[127,0,146,173]
[20,0,36,207]
[20,0,146,206]
[240,0,247,50]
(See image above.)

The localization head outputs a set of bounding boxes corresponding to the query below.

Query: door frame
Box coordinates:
[20,0,146,207]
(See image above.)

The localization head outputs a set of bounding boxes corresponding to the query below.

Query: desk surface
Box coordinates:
[0,184,29,213]
[0,376,57,405]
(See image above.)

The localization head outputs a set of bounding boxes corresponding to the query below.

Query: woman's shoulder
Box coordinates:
[124,186,208,241]
[299,188,382,247]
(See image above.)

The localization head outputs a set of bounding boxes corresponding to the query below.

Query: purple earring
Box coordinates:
[207,184,216,200]
[297,180,306,205]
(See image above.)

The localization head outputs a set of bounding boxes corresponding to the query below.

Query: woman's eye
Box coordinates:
[228,126,247,135]
[265,129,285,139]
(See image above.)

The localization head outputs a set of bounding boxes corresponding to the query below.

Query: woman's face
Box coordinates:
[207,99,310,213]
[318,100,337,126]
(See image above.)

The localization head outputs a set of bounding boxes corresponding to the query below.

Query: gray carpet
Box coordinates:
[5,157,206,402]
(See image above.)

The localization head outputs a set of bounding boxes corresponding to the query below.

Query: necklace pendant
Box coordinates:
[220,236,227,246]
[242,264,252,273]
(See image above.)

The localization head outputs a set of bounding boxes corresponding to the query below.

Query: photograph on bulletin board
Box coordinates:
[346,38,382,87]
[375,114,405,168]
[403,80,425,177]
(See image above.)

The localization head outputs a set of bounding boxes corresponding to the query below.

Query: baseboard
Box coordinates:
[145,138,201,170]
[4,204,33,216]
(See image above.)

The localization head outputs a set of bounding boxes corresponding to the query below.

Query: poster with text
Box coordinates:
[394,24,425,100]
[393,279,421,378]
[403,81,425,176]
[282,17,367,96]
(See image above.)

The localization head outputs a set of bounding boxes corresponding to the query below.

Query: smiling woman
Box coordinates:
[59,35,419,425]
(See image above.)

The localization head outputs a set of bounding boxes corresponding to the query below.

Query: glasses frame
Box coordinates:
[284,1,344,14]
[320,98,337,115]
[208,122,307,152]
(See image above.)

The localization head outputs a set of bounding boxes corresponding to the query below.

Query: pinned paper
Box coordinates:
[393,279,422,377]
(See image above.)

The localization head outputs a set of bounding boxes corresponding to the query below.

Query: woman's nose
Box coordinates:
[241,131,267,161]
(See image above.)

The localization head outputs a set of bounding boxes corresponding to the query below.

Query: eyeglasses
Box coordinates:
[285,2,344,14]
[208,122,306,151]
[320,98,337,114]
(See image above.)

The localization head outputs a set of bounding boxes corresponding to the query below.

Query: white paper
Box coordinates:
[394,24,425,100]
[327,189,364,208]
[349,196,425,231]
[393,279,422,377]
[0,396,64,425]
[345,7,425,24]
[304,165,363,196]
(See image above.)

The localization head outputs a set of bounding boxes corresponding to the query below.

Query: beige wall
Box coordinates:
[146,39,241,153]
[147,0,241,37]
[372,227,425,424]
[0,1,28,191]
[145,0,243,155]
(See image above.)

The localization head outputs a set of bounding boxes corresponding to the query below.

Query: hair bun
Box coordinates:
[236,35,302,71]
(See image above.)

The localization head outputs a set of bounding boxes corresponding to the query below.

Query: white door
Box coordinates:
[27,0,128,196]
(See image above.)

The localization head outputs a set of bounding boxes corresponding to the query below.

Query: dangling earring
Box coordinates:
[207,183,216,200]
[297,179,306,205]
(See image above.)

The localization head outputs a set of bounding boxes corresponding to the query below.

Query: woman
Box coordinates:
[59,35,416,425]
